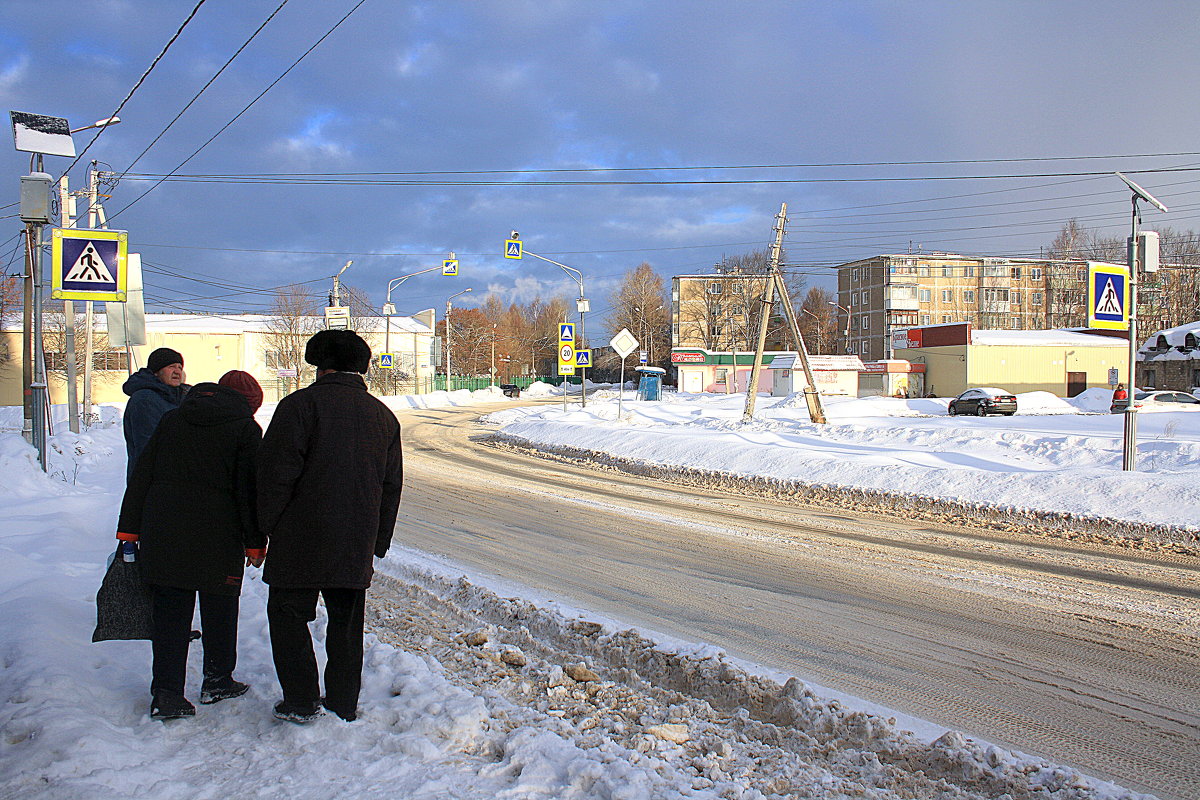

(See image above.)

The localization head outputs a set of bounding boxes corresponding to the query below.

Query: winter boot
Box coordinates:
[200,675,249,705]
[322,697,358,722]
[273,699,323,724]
[151,691,196,721]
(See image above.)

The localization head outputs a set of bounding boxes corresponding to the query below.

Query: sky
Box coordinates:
[1,1,1198,329]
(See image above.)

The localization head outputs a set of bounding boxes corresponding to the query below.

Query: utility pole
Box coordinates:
[20,163,51,469]
[742,203,826,424]
[58,176,79,432]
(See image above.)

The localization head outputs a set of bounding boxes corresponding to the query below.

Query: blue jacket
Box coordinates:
[122,368,186,480]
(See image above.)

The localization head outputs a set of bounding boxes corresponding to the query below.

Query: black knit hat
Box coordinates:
[305,329,371,374]
[147,347,184,374]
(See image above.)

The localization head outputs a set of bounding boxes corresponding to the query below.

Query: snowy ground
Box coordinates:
[485,386,1200,537]
[0,390,1168,799]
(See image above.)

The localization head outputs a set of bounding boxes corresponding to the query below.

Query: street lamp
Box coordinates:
[801,307,823,354]
[445,288,472,391]
[828,301,850,354]
[1114,172,1168,472]
[507,232,590,406]
[382,256,455,358]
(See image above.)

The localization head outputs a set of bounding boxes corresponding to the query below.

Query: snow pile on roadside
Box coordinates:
[484,392,1200,532]
[0,419,1154,798]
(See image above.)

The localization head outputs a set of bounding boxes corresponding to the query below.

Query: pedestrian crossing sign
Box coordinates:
[379,353,394,369]
[1087,262,1129,331]
[575,349,591,368]
[442,259,458,276]
[504,239,523,259]
[51,227,128,301]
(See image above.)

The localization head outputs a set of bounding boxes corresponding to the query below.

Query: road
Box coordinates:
[391,402,1200,800]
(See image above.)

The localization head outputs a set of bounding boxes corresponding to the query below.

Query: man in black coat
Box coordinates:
[258,330,403,723]
[122,347,187,481]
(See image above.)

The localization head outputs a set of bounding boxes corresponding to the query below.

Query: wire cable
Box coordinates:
[108,0,369,221]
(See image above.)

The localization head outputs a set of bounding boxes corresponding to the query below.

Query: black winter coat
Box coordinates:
[122,367,186,481]
[117,383,264,596]
[258,372,403,590]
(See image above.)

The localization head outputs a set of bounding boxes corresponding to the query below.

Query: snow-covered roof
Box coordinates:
[1139,320,1200,351]
[969,329,1123,348]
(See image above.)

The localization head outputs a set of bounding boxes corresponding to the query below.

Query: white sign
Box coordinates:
[609,328,639,359]
[276,369,298,378]
[325,306,350,330]
[1108,367,1120,386]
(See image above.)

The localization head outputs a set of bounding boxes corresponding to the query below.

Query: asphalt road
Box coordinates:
[391,402,1200,800]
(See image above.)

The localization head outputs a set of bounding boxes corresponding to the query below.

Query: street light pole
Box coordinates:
[445,288,472,391]
[829,302,850,354]
[801,307,823,354]
[511,241,589,406]
[383,261,454,363]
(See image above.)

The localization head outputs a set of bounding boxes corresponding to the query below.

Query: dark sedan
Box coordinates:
[948,387,1018,416]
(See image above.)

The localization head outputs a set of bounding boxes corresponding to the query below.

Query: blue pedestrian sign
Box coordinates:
[442,259,458,276]
[504,239,523,259]
[379,353,394,369]
[1087,262,1129,331]
[51,227,128,301]
[559,323,575,343]
[575,349,591,368]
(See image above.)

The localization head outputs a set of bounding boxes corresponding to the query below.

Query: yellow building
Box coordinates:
[1,311,437,407]
[894,322,1127,397]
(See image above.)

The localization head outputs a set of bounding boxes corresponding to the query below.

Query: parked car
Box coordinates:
[948,387,1018,416]
[500,384,521,398]
[1111,390,1200,413]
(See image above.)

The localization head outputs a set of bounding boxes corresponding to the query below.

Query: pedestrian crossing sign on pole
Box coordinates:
[575,349,591,368]
[505,239,523,259]
[379,353,394,369]
[442,259,458,276]
[51,228,128,301]
[1087,262,1130,330]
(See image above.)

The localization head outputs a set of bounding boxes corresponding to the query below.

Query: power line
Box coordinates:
[109,0,369,221]
[118,0,292,176]
[61,0,209,178]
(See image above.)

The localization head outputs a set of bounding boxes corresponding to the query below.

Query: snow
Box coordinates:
[0,394,1164,799]
[486,389,1200,534]
[968,329,1126,347]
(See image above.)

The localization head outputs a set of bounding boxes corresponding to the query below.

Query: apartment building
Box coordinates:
[836,253,1090,361]
[671,270,785,352]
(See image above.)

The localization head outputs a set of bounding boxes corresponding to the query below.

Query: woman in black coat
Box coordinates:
[117,370,265,721]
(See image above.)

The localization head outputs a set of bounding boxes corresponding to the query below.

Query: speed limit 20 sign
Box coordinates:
[558,342,575,376]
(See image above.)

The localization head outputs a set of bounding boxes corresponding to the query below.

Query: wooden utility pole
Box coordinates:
[742,203,826,424]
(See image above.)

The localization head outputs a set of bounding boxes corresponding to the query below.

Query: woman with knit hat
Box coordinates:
[116,370,266,721]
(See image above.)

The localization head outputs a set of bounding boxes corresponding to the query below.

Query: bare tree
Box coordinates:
[798,287,836,354]
[263,285,322,393]
[605,263,669,371]
[41,300,121,390]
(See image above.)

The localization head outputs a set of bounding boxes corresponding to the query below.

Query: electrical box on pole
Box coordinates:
[20,173,51,223]
[1129,231,1160,274]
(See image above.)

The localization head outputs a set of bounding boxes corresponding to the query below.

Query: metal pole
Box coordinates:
[1122,196,1140,471]
[445,299,452,392]
[579,293,587,408]
[58,176,79,433]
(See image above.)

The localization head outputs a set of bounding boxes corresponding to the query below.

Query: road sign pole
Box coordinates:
[1122,195,1141,471]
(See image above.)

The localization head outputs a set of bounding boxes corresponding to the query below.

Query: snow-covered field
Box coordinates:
[0,390,1173,799]
[486,386,1200,535]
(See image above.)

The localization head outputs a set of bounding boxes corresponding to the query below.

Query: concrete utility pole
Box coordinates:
[742,203,827,424]
[58,176,79,432]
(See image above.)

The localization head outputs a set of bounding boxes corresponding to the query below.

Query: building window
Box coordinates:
[1031,292,1043,305]
[861,315,870,330]
[963,290,975,303]
[1012,291,1021,306]
[93,350,130,371]
[965,266,975,277]
[920,314,931,325]
[1011,267,1022,279]
[942,267,952,277]
[1076,267,1087,280]
[919,289,931,302]
[1031,268,1042,280]
[848,342,858,354]
[851,268,861,282]
[1144,369,1156,388]
[1192,368,1200,387]
[942,315,952,323]
[710,324,723,339]
[731,305,743,316]
[851,317,858,331]
[919,267,929,277]
[851,292,859,306]
[983,287,1010,304]
[708,282,722,295]
[1011,316,1022,329]
[715,368,728,385]
[941,289,953,302]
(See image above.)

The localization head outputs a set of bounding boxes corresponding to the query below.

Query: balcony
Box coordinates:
[884,283,919,311]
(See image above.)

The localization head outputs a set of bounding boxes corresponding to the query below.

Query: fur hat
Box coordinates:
[305,329,371,374]
[147,347,184,374]
[218,370,263,413]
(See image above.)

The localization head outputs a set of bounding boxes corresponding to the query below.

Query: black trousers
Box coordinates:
[150,584,239,698]
[267,587,366,715]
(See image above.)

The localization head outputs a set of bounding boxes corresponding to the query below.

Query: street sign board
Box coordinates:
[325,305,350,330]
[575,349,591,368]
[558,342,575,376]
[442,258,458,276]
[639,351,647,364]
[504,239,523,259]
[51,227,128,301]
[609,327,639,358]
[559,322,575,343]
[276,368,298,378]
[1108,367,1120,386]
[380,353,394,369]
[1087,262,1130,331]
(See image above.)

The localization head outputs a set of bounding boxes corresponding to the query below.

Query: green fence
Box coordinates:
[433,375,579,392]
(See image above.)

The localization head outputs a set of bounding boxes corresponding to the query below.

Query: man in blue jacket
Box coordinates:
[123,347,187,480]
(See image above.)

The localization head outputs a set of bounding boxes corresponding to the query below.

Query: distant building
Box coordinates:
[892,322,1127,397]
[671,270,784,353]
[1137,320,1200,390]
[836,253,1093,362]
[0,311,437,406]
